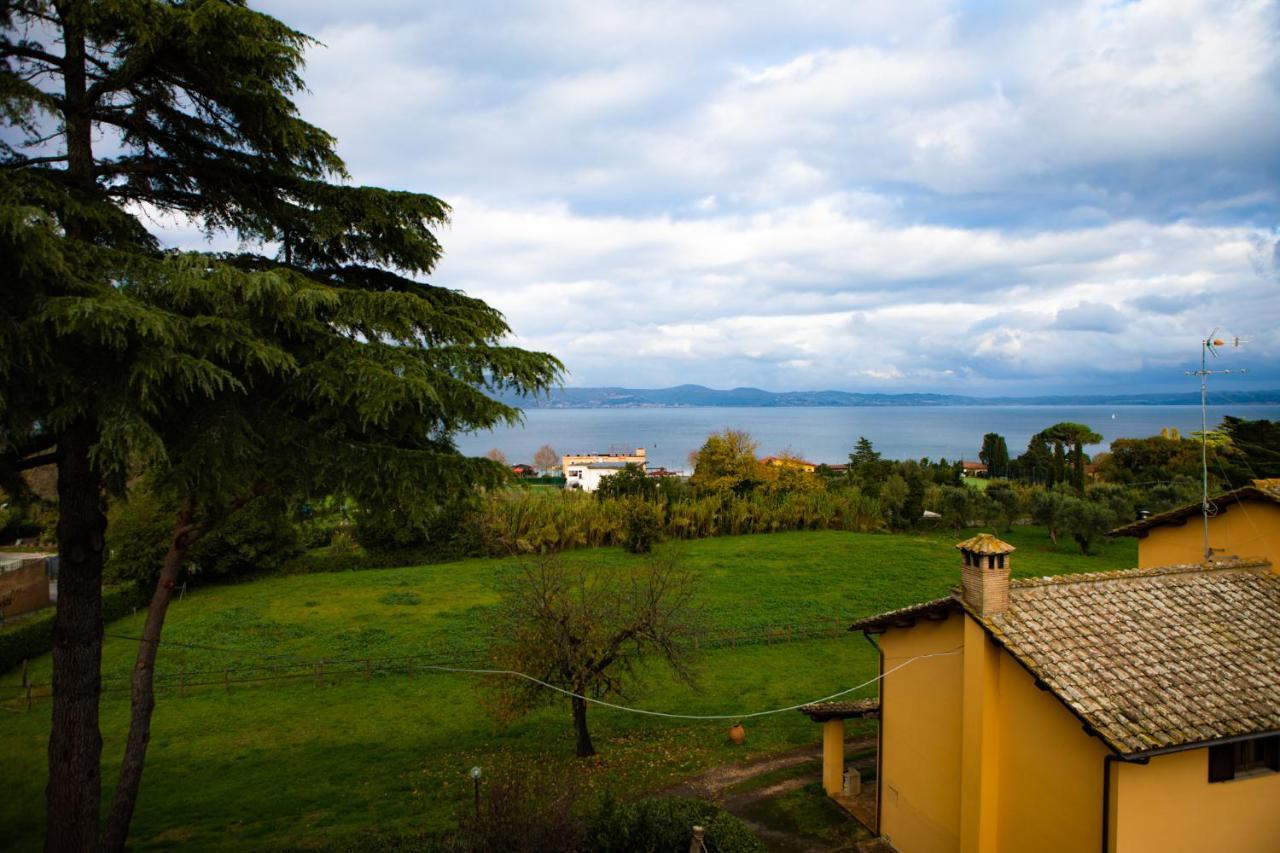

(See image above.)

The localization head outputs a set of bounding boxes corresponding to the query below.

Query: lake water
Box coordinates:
[456,405,1280,472]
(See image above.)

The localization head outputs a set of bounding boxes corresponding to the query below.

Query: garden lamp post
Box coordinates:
[470,766,482,818]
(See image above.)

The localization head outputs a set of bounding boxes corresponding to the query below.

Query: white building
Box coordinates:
[562,448,646,492]
[564,460,635,492]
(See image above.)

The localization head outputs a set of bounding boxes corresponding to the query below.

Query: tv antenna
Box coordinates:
[1184,332,1247,561]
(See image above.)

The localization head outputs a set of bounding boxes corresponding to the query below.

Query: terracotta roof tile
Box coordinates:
[979,560,1280,755]
[799,698,880,721]
[955,533,1016,555]
[849,597,960,632]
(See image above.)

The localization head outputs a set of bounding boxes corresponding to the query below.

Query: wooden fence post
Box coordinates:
[688,825,704,853]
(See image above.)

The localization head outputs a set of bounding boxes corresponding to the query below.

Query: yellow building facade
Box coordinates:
[1111,479,1280,568]
[847,534,1280,853]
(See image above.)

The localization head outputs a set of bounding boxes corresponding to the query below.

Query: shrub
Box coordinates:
[106,487,301,584]
[190,495,301,578]
[450,771,587,853]
[622,498,662,554]
[354,497,481,559]
[589,797,765,853]
[0,583,145,675]
[104,487,173,585]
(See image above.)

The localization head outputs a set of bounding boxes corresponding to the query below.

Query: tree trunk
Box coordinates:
[46,418,106,853]
[571,696,596,758]
[103,513,199,853]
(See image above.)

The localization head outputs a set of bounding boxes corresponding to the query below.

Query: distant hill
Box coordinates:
[508,384,1280,409]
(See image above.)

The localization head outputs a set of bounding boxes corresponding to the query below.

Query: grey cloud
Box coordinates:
[1052,302,1127,333]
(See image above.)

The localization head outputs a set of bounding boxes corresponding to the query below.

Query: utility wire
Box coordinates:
[402,646,962,721]
[4,645,962,720]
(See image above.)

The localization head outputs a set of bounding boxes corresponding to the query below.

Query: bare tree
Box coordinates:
[486,448,510,466]
[489,554,697,757]
[533,444,560,475]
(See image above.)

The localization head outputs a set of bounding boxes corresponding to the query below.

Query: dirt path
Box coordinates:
[656,739,877,852]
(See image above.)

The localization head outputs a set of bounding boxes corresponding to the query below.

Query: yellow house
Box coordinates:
[823,533,1280,853]
[1110,478,1280,568]
[760,455,818,473]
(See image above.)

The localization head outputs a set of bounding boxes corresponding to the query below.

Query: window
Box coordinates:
[1208,736,1280,782]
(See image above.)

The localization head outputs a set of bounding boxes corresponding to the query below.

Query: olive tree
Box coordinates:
[489,554,696,757]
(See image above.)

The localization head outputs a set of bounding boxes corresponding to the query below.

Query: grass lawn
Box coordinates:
[0,526,1134,850]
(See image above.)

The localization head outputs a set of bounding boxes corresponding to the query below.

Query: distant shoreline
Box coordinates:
[507,385,1280,409]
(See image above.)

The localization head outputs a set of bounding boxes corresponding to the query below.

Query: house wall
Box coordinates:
[1113,748,1280,852]
[560,450,645,479]
[563,466,622,493]
[878,616,964,853]
[993,649,1109,853]
[0,559,51,617]
[1137,500,1280,569]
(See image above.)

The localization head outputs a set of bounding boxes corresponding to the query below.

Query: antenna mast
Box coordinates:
[1184,333,1246,561]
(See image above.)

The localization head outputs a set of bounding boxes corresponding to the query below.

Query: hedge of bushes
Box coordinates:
[0,582,146,675]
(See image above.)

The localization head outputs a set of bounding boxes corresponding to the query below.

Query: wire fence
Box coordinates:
[0,617,859,710]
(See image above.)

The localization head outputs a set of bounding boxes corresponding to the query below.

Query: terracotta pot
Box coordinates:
[728,723,746,745]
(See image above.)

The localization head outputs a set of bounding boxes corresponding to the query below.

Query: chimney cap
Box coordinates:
[956,533,1016,555]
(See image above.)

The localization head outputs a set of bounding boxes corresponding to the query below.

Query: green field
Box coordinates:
[0,527,1135,850]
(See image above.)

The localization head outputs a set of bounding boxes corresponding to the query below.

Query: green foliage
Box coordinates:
[589,797,766,853]
[1217,416,1280,482]
[690,430,761,496]
[879,473,911,530]
[488,554,696,755]
[939,485,974,535]
[1030,487,1070,544]
[1061,496,1117,555]
[1015,434,1055,485]
[621,498,662,554]
[1095,434,1200,486]
[354,497,483,559]
[104,487,173,585]
[191,496,301,578]
[106,486,300,584]
[983,482,1026,533]
[0,583,144,676]
[979,433,1010,479]
[1037,422,1103,493]
[595,464,657,501]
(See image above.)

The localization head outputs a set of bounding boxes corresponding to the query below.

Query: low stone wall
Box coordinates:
[0,559,51,618]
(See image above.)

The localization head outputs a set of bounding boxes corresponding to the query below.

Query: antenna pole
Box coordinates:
[1185,334,1247,562]
[1199,340,1209,561]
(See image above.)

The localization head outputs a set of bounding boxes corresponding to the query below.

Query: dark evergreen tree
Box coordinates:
[1217,417,1280,483]
[1039,423,1103,493]
[978,432,1010,479]
[0,3,561,848]
[1015,434,1054,484]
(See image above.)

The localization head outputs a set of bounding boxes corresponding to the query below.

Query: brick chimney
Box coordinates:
[957,533,1016,617]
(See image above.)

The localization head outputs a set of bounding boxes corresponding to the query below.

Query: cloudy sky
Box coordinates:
[226,2,1279,393]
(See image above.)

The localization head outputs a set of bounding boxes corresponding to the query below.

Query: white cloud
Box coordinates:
[152,0,1280,393]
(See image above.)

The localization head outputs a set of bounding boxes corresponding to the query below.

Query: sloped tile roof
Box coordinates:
[981,559,1280,755]
[799,698,881,721]
[1110,479,1280,537]
[849,597,960,632]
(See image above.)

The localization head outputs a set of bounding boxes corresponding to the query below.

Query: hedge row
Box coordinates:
[0,582,146,675]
